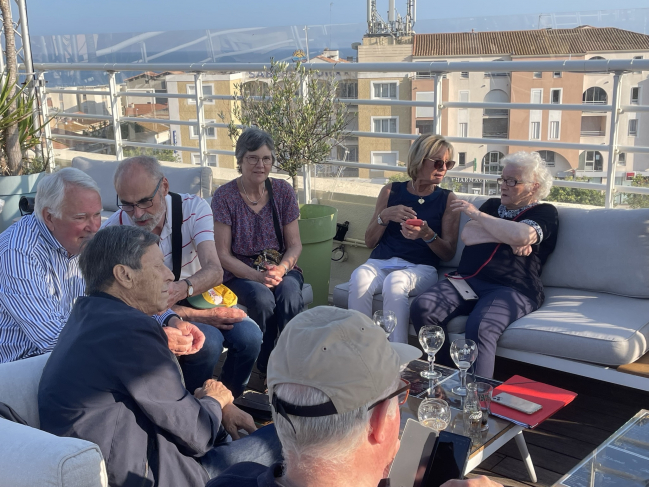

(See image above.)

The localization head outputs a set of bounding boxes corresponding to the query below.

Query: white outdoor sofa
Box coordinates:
[333,195,649,391]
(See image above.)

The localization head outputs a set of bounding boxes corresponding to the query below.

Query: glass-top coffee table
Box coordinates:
[553,409,649,487]
[399,360,538,482]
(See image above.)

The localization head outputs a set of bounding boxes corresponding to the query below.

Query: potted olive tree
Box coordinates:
[0,0,48,231]
[220,60,351,306]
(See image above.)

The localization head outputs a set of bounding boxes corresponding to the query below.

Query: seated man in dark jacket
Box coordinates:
[38,226,282,487]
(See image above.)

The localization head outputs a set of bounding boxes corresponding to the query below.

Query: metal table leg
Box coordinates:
[514,430,537,483]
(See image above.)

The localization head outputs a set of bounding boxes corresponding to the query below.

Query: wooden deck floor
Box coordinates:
[215,349,649,487]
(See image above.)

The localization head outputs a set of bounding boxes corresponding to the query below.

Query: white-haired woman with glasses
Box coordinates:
[348,134,461,343]
[212,128,304,376]
[411,151,558,378]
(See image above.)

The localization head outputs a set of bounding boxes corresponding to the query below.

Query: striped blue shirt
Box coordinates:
[0,216,84,363]
[0,215,175,363]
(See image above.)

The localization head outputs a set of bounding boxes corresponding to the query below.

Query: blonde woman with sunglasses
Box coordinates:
[348,134,461,343]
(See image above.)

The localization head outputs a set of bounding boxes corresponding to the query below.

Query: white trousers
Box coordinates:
[348,257,439,344]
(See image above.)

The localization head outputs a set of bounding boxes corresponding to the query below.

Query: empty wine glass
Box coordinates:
[418,398,452,432]
[373,310,397,338]
[418,325,445,379]
[450,338,478,396]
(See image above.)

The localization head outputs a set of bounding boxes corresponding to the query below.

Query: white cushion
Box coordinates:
[541,207,649,298]
[497,287,649,366]
[0,353,50,428]
[72,157,213,211]
[0,419,107,487]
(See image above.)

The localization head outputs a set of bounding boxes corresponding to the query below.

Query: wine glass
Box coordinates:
[373,310,397,338]
[418,325,445,379]
[418,398,451,432]
[450,338,478,396]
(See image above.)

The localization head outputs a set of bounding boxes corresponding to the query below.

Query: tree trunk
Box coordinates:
[292,174,299,199]
[0,0,23,176]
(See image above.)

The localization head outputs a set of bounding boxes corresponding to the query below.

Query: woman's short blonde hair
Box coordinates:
[407,134,454,180]
[501,151,554,200]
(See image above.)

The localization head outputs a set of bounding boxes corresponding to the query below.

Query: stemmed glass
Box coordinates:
[450,338,478,396]
[373,310,397,339]
[418,325,445,379]
[418,398,452,432]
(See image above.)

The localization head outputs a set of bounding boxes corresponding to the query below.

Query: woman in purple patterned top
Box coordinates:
[213,128,304,374]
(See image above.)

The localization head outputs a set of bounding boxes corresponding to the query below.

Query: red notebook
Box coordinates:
[490,375,577,429]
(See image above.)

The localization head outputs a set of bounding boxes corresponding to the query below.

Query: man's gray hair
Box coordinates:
[79,226,160,295]
[235,127,276,174]
[34,167,101,222]
[273,379,400,465]
[113,156,164,187]
[502,151,554,200]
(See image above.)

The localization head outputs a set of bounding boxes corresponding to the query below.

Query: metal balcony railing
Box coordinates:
[581,130,606,137]
[25,58,649,209]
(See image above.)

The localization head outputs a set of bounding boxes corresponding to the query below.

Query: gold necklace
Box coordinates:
[241,177,265,206]
[411,180,433,205]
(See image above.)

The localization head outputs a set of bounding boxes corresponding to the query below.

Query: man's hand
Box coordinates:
[194,379,234,409]
[191,306,247,330]
[164,317,204,355]
[172,319,205,354]
[511,244,533,256]
[221,403,257,440]
[441,476,504,487]
[167,280,189,308]
[163,326,194,355]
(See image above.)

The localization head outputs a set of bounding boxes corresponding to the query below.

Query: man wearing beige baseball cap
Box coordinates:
[207,306,414,486]
[207,306,503,487]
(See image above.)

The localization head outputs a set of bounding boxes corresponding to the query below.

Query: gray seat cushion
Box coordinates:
[0,419,107,487]
[0,353,50,428]
[72,157,213,211]
[237,283,313,314]
[497,287,649,366]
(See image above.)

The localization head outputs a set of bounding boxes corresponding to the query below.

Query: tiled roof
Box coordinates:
[413,27,649,57]
[310,55,350,63]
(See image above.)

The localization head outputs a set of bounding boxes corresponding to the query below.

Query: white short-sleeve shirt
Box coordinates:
[103,193,214,280]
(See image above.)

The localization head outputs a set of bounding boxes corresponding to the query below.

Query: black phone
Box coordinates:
[420,431,472,487]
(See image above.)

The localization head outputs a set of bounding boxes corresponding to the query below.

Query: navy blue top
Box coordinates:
[370,181,451,268]
[38,293,223,487]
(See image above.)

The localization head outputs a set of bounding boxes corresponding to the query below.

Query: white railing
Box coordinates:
[29,58,649,208]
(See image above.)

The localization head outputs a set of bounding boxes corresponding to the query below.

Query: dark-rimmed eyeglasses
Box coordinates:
[497,177,531,187]
[368,379,410,411]
[245,155,273,166]
[117,177,163,211]
[424,158,456,171]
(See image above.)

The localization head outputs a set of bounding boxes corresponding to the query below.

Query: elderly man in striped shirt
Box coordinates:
[0,168,103,364]
[103,156,262,397]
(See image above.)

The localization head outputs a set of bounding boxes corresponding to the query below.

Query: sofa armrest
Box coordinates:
[0,419,107,487]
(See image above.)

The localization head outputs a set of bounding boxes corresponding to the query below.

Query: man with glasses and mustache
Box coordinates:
[103,156,262,397]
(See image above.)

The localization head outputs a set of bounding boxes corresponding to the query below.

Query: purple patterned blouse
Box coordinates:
[212,177,300,283]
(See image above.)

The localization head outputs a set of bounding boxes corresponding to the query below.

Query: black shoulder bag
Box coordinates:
[251,178,285,271]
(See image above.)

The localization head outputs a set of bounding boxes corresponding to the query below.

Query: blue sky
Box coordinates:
[25,0,649,35]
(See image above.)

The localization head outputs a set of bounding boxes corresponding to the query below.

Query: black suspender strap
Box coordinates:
[265,178,285,254]
[169,192,183,281]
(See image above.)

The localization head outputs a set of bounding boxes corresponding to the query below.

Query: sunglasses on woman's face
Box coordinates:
[424,158,456,171]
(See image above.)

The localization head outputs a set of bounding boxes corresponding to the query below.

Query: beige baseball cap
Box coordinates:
[267,306,421,416]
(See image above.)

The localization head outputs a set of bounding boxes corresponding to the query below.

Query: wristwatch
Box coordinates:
[183,279,194,297]
[280,263,290,275]
[377,212,388,226]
